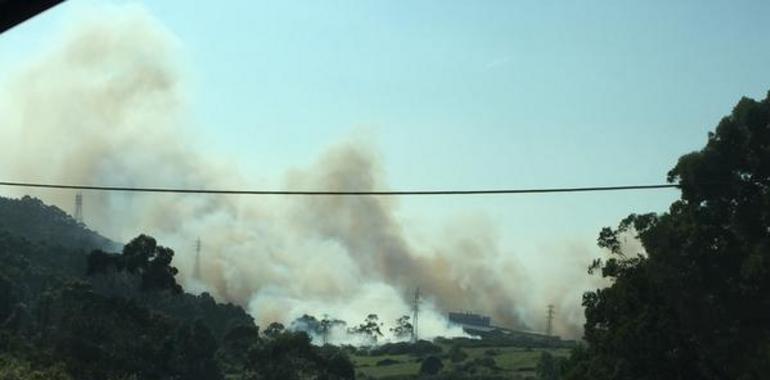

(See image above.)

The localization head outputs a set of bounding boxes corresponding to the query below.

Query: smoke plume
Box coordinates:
[0,4,604,340]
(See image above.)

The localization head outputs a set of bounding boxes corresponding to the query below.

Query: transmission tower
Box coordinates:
[411,287,420,343]
[546,304,555,336]
[74,192,83,224]
[321,314,330,345]
[193,238,202,280]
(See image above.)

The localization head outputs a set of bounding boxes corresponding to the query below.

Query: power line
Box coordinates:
[0,180,679,196]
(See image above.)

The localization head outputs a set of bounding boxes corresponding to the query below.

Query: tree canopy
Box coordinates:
[569,91,770,379]
[0,196,355,379]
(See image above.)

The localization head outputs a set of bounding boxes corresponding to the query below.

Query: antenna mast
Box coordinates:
[412,287,420,343]
[546,304,555,336]
[193,238,202,280]
[74,192,83,224]
[321,315,330,345]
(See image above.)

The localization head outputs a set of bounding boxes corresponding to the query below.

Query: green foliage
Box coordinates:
[419,356,444,375]
[536,351,565,380]
[291,314,321,333]
[264,322,285,338]
[245,330,355,380]
[30,281,224,379]
[289,314,349,346]
[368,340,442,357]
[142,291,254,341]
[0,273,15,322]
[448,345,468,363]
[389,315,413,340]
[0,355,71,380]
[218,323,260,374]
[570,91,770,379]
[450,356,501,377]
[168,320,223,380]
[0,196,355,380]
[0,196,116,252]
[349,314,384,345]
[353,343,567,379]
[375,358,399,366]
[88,234,182,294]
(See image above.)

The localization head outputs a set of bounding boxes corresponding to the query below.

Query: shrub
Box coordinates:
[420,355,444,375]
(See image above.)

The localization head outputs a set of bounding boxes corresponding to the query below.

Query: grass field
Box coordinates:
[352,345,571,379]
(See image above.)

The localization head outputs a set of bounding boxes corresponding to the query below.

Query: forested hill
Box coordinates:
[0,195,355,379]
[0,195,118,251]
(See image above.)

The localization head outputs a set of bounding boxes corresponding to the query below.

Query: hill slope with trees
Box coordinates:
[0,196,355,379]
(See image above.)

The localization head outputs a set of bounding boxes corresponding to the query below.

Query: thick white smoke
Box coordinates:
[0,4,604,340]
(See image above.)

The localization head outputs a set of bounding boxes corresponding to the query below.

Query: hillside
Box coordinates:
[0,195,355,379]
[0,195,118,252]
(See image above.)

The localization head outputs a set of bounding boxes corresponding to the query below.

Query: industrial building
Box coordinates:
[447,311,574,348]
[447,312,495,333]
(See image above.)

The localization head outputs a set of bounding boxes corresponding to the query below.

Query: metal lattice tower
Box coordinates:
[412,287,420,343]
[321,314,330,345]
[74,192,83,224]
[546,304,555,336]
[193,238,202,280]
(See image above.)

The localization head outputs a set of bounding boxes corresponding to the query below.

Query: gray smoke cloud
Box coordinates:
[0,4,605,339]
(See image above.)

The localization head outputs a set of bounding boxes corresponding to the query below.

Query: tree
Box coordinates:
[0,199,355,380]
[448,344,468,363]
[86,234,182,294]
[349,314,383,344]
[123,234,182,293]
[389,315,413,340]
[168,320,223,380]
[537,351,565,380]
[318,314,346,345]
[419,355,443,376]
[569,91,770,379]
[291,314,321,333]
[264,322,285,338]
[245,329,355,379]
[0,273,15,322]
[219,324,260,373]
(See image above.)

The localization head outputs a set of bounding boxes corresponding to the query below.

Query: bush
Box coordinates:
[369,340,442,356]
[375,358,399,366]
[413,340,443,355]
[449,345,468,363]
[420,355,444,375]
[0,356,72,380]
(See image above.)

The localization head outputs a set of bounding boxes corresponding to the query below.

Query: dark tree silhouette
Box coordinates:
[419,355,444,375]
[568,91,770,379]
[349,314,383,344]
[87,234,182,294]
[0,202,354,379]
[389,315,413,339]
[264,321,286,338]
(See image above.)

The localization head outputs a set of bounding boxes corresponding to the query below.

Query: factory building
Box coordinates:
[448,312,495,333]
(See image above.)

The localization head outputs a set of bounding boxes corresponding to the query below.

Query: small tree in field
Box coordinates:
[349,314,383,344]
[389,315,413,340]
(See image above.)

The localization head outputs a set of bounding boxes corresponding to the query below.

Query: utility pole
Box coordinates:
[321,314,330,345]
[74,192,83,224]
[193,238,202,280]
[546,304,555,336]
[412,287,420,343]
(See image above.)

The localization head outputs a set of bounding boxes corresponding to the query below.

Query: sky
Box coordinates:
[0,0,769,332]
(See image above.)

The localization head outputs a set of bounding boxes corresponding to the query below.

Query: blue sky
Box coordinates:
[2,0,770,251]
